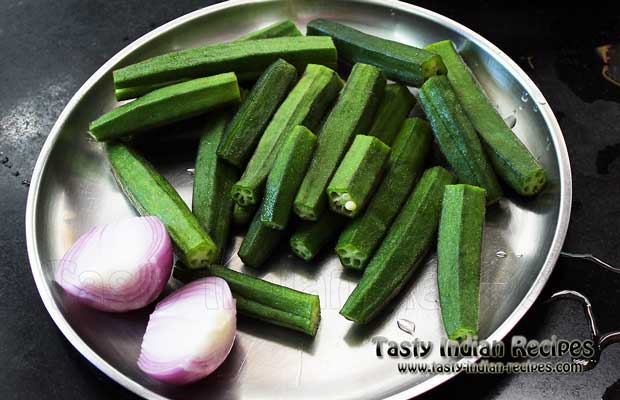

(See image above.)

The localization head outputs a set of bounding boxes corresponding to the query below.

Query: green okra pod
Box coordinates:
[340,167,455,323]
[231,64,343,207]
[107,143,218,268]
[217,59,298,168]
[113,37,337,94]
[174,264,321,336]
[192,115,238,263]
[425,40,547,196]
[306,18,446,86]
[418,75,503,203]
[290,212,347,261]
[90,73,240,141]
[238,212,285,268]
[326,135,390,218]
[259,125,317,230]
[294,63,386,220]
[437,184,486,341]
[336,118,432,270]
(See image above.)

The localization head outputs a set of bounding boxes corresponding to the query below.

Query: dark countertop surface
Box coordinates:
[1,1,619,399]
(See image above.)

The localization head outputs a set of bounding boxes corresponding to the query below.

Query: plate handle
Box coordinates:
[547,290,620,370]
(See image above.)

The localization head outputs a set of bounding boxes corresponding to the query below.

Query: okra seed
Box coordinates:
[344,201,357,211]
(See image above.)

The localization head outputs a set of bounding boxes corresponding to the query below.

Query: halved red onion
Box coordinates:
[55,216,173,312]
[138,277,236,384]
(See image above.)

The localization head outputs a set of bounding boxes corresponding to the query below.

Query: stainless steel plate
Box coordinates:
[25,1,571,399]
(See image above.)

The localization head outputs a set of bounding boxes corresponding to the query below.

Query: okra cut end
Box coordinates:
[183,240,218,269]
[327,190,360,218]
[307,296,322,336]
[290,237,314,261]
[422,54,448,81]
[293,203,319,221]
[231,183,258,207]
[448,327,477,342]
[519,168,548,196]
[335,243,367,270]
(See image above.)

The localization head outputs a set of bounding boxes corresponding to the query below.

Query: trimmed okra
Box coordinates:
[290,212,347,261]
[336,118,432,270]
[294,63,386,220]
[231,64,343,207]
[425,40,547,196]
[192,115,238,263]
[260,125,317,230]
[418,76,503,203]
[326,135,390,218]
[217,59,298,168]
[340,167,455,323]
[438,184,486,340]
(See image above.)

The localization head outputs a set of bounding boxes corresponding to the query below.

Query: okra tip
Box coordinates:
[231,183,258,207]
[290,237,313,261]
[335,243,367,270]
[520,168,548,196]
[293,203,320,221]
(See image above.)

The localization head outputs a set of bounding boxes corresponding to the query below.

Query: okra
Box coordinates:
[192,115,237,263]
[238,212,285,268]
[237,20,302,41]
[326,135,390,218]
[425,40,547,196]
[294,63,386,220]
[367,83,416,145]
[115,21,302,100]
[233,204,256,226]
[174,265,321,336]
[260,125,317,230]
[217,59,298,168]
[113,37,337,94]
[438,184,486,340]
[418,76,503,203]
[306,19,446,86]
[106,143,217,268]
[336,118,432,270]
[290,212,347,261]
[340,167,455,323]
[90,73,240,141]
[231,64,343,207]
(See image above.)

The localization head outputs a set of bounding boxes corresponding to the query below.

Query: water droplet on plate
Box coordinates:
[21,179,30,187]
[186,168,195,176]
[397,319,416,336]
[503,114,517,129]
[521,92,529,102]
[533,105,539,113]
[1,156,8,164]
[12,171,19,177]
[496,250,508,258]
[516,254,523,258]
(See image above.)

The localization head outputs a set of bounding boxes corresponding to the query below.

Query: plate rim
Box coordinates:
[25,0,572,399]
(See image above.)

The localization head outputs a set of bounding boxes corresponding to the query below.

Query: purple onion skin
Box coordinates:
[55,216,173,312]
[137,277,237,384]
